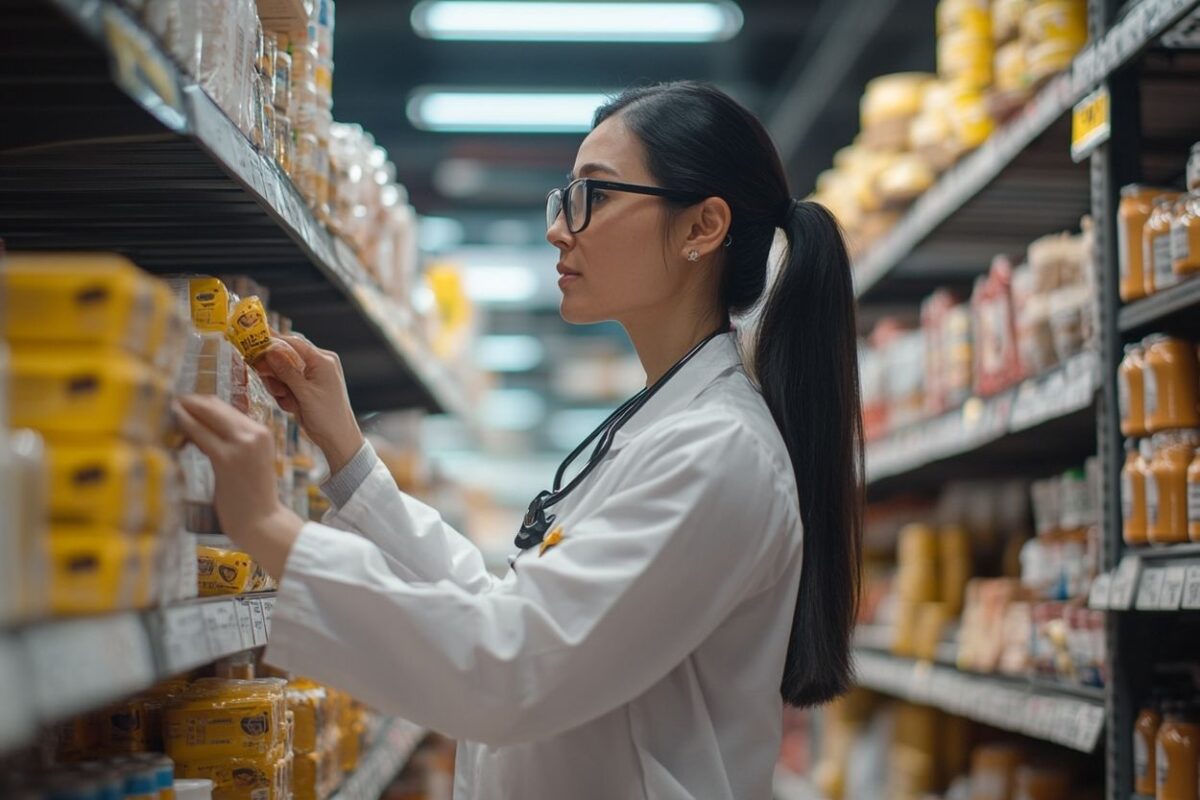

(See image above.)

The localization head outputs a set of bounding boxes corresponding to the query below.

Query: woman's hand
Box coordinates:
[253,333,365,474]
[174,394,305,578]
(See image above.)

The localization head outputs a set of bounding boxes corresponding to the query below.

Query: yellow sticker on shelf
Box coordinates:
[1071,86,1111,163]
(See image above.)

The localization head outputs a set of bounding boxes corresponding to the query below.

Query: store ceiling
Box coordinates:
[331,0,938,225]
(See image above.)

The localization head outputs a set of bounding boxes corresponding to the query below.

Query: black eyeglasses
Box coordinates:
[546,178,707,234]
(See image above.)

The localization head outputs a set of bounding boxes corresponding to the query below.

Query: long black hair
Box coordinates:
[594,81,863,707]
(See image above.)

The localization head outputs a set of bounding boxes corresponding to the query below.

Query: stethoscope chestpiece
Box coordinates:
[515,490,556,550]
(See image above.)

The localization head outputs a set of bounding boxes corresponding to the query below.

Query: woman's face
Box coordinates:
[547,115,693,325]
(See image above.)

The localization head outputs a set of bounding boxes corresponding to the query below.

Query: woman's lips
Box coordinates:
[557,263,581,288]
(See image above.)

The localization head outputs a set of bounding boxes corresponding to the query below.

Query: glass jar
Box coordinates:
[1123,439,1150,546]
[1157,703,1200,800]
[1188,447,1200,542]
[1144,194,1183,297]
[1120,185,1169,302]
[1143,335,1200,432]
[1119,343,1148,438]
[1173,193,1200,277]
[1135,700,1163,796]
[1147,430,1200,545]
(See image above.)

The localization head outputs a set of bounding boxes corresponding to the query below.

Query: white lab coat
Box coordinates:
[266,332,805,799]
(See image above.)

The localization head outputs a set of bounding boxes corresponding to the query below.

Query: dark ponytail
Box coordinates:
[595,82,862,707]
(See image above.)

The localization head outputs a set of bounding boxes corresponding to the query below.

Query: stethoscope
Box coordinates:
[514,325,731,550]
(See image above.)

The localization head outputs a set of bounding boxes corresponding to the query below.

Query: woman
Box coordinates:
[175,81,862,799]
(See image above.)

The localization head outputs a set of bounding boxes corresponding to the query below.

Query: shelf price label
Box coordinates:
[1071,86,1111,162]
[1136,567,1166,610]
[1182,566,1200,610]
[1160,566,1187,610]
[1109,554,1142,610]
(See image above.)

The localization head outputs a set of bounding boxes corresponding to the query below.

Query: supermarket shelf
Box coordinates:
[329,718,428,800]
[853,648,1106,753]
[0,0,471,417]
[1118,276,1200,338]
[773,767,828,800]
[1090,547,1200,612]
[853,0,1200,303]
[866,351,1099,489]
[0,593,277,753]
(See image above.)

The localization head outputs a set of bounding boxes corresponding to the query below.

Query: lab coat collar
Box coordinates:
[609,332,744,452]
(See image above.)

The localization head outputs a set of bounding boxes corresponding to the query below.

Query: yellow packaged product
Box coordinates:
[197,546,257,596]
[47,531,137,615]
[937,0,991,37]
[225,296,273,364]
[1,253,158,358]
[994,39,1028,94]
[860,73,934,151]
[174,748,287,800]
[287,680,329,754]
[9,349,166,444]
[293,750,323,800]
[1026,37,1084,84]
[99,695,161,753]
[992,0,1024,43]
[938,29,993,88]
[948,85,994,150]
[46,441,150,530]
[164,679,285,761]
[189,277,231,332]
[50,713,103,761]
[1021,0,1087,48]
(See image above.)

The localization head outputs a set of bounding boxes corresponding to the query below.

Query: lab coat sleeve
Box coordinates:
[318,440,497,594]
[266,411,799,746]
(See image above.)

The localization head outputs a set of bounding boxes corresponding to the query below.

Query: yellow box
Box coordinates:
[175,750,287,800]
[286,680,328,755]
[10,349,168,444]
[46,441,149,530]
[197,546,257,596]
[292,751,322,800]
[1,253,159,358]
[165,679,286,761]
[48,532,137,615]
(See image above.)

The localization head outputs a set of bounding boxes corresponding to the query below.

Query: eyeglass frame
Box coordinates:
[546,178,710,234]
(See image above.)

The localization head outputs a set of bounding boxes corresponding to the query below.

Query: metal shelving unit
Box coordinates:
[0,0,471,416]
[853,648,1107,754]
[848,2,1200,798]
[329,718,429,800]
[0,593,277,753]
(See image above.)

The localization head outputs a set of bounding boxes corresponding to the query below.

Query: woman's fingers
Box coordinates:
[275,332,323,366]
[172,399,227,459]
[177,394,249,441]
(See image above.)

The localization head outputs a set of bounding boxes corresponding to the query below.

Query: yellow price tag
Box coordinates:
[1070,86,1110,162]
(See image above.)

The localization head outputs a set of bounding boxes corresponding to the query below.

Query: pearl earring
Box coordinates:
[687,250,700,262]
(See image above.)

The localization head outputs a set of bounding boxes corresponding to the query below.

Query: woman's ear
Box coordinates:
[680,197,733,260]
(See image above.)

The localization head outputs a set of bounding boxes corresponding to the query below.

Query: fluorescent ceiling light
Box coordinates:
[412,1,743,42]
[474,335,546,372]
[408,90,611,133]
[463,265,540,303]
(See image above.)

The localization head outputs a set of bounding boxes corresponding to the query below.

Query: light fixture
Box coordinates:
[411,1,744,42]
[408,89,611,133]
[463,265,540,303]
[474,335,546,372]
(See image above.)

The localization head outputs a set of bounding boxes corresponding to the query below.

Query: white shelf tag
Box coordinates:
[260,596,276,638]
[1136,567,1166,610]
[235,599,256,648]
[1182,565,1200,610]
[1088,572,1112,609]
[1109,554,1142,609]
[203,600,244,656]
[1159,566,1187,610]
[161,604,211,673]
[249,599,268,646]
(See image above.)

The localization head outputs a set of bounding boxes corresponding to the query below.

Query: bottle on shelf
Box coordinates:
[1156,701,1200,800]
[1134,695,1163,797]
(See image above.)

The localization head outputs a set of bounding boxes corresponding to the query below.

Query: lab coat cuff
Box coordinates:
[320,441,379,509]
[271,521,334,633]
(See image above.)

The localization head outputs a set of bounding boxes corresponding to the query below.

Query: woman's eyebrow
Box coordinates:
[569,163,620,180]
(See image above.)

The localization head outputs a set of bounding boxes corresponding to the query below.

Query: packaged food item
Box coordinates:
[1144,194,1184,296]
[1119,344,1148,438]
[1119,186,1169,302]
[1,253,159,358]
[1156,702,1200,800]
[1123,439,1150,546]
[1135,698,1163,796]
[860,73,934,152]
[224,297,273,364]
[46,442,150,530]
[189,278,232,333]
[196,546,257,596]
[1189,447,1200,542]
[1147,430,1200,545]
[938,28,993,89]
[165,679,286,762]
[286,679,329,754]
[972,256,1024,396]
[1143,335,1200,432]
[47,532,137,614]
[993,39,1028,94]
[9,349,168,444]
[1172,193,1200,277]
[992,0,1023,44]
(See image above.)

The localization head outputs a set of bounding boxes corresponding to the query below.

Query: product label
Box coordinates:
[1122,471,1134,523]
[1189,478,1200,524]
[1135,733,1150,780]
[1147,475,1160,527]
[225,296,273,363]
[1118,373,1131,424]
[1155,233,1177,290]
[190,278,230,332]
[1145,368,1159,419]
[1173,221,1190,266]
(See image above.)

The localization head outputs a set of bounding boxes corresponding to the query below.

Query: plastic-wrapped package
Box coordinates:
[194,0,263,137]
